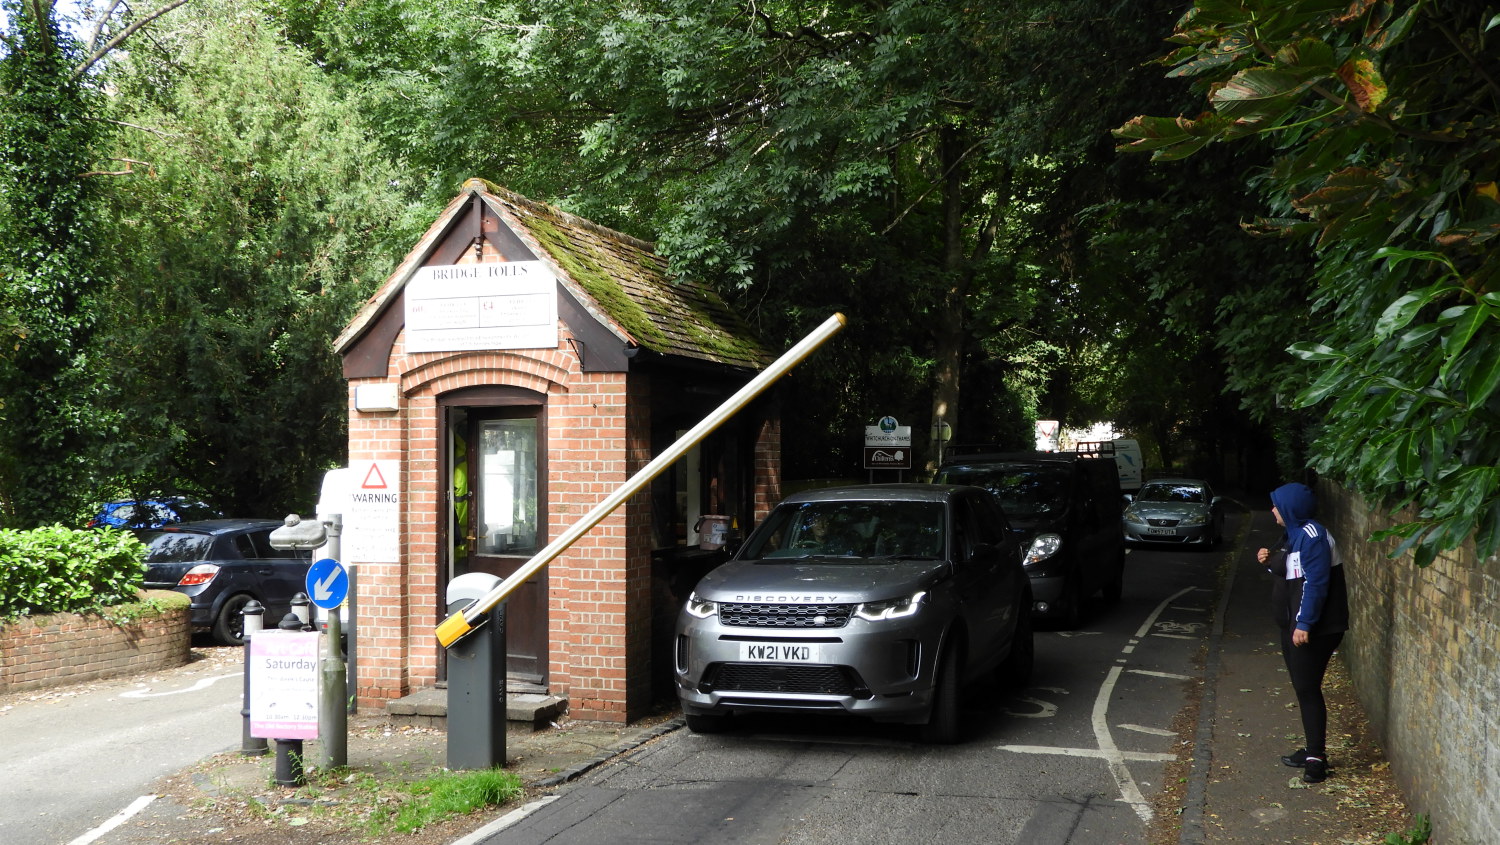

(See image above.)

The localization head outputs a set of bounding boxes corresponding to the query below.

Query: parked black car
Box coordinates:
[936,449,1125,628]
[139,520,313,645]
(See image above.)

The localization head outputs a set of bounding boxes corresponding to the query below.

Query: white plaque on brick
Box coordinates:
[404,262,558,352]
[345,460,401,563]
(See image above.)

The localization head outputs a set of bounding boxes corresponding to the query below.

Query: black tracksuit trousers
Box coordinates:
[1279,627,1344,758]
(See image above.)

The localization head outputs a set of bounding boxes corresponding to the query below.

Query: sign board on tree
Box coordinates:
[249,631,321,739]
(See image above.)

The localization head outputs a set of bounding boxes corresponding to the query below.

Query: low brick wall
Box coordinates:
[1321,482,1500,845]
[0,594,192,694]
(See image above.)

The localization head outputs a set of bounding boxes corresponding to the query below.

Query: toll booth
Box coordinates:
[334,179,780,722]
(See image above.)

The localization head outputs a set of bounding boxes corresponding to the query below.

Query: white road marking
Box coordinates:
[1151,633,1199,640]
[1003,696,1059,719]
[447,795,560,845]
[1128,669,1193,680]
[118,673,242,698]
[68,795,156,845]
[1118,724,1178,737]
[996,744,1176,762]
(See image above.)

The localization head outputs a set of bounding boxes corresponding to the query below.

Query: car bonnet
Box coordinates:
[692,557,948,604]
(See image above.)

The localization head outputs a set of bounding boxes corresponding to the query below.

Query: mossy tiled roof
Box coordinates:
[337,180,771,372]
[477,181,770,370]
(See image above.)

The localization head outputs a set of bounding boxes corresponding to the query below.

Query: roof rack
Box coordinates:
[1073,440,1117,457]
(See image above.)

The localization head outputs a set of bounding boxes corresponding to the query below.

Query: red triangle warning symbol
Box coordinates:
[361,463,389,489]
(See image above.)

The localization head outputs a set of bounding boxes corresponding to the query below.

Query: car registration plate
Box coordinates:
[739,642,820,663]
[1145,527,1176,535]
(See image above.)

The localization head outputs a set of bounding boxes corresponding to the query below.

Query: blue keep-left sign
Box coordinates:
[306,558,348,610]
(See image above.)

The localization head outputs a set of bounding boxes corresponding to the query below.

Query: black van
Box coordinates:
[935,449,1125,628]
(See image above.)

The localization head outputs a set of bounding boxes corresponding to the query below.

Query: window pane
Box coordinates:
[477,418,539,555]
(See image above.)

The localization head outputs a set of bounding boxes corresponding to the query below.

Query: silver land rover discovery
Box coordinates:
[674,484,1033,743]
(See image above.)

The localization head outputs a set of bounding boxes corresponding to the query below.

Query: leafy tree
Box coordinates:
[91,0,417,516]
[1117,0,1500,564]
[0,0,107,525]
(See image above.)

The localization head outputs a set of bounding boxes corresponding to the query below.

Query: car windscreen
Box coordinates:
[741,500,944,561]
[1137,483,1205,504]
[937,463,1070,520]
[139,531,215,562]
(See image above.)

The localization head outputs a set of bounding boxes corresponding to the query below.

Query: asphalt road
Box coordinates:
[471,516,1237,845]
[0,641,244,845]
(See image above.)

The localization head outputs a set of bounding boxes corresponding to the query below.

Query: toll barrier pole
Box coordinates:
[436,311,848,648]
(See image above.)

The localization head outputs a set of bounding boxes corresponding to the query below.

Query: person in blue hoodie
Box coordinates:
[1256,481,1349,784]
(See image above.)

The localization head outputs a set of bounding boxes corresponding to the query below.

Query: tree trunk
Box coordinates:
[927,125,967,475]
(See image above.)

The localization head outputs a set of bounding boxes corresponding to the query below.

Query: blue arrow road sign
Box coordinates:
[306,558,348,609]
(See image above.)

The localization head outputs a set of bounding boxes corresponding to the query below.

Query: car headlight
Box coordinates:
[684,591,717,618]
[1025,533,1062,565]
[1123,507,1141,522]
[854,591,928,621]
[1179,512,1207,526]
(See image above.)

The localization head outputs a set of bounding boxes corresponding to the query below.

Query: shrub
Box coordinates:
[0,525,146,618]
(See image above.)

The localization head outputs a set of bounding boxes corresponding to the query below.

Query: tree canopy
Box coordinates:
[1118,0,1500,564]
[5,0,1486,571]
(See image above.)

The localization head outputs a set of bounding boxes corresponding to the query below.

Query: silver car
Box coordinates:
[674,484,1033,743]
[1121,478,1224,547]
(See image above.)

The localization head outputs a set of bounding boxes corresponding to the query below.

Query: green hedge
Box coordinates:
[0,526,147,618]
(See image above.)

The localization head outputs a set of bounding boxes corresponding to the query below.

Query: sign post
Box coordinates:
[863,415,913,476]
[306,558,349,770]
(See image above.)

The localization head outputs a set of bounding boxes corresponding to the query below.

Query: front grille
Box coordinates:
[718,602,853,628]
[706,663,857,696]
[1147,518,1180,527]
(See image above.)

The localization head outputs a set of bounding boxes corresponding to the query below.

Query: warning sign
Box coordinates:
[346,459,400,563]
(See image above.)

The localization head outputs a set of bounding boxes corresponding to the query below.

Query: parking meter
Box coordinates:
[445,572,507,770]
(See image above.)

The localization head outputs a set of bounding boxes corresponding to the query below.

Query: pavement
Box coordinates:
[45,504,1414,845]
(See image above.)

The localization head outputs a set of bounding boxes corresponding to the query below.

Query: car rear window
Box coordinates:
[938,463,1070,520]
[743,500,945,561]
[139,532,215,562]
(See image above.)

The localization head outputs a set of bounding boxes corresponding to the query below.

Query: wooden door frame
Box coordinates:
[437,386,549,688]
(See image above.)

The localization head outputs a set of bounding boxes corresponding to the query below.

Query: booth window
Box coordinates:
[475,417,539,555]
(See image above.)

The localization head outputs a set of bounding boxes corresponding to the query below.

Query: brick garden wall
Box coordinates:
[0,600,191,694]
[1320,481,1500,845]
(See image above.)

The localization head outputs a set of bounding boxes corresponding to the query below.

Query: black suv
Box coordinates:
[936,450,1124,627]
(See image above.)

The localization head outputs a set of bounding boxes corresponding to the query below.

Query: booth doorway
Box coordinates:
[445,398,549,689]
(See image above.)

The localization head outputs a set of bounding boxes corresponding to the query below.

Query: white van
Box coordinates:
[1075,439,1143,492]
[1109,439,1143,492]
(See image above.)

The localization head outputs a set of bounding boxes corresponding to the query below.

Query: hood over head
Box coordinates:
[1271,482,1318,530]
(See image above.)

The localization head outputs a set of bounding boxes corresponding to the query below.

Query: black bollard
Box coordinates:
[240,600,268,756]
[272,611,309,786]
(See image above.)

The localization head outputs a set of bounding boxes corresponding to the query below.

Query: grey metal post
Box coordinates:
[319,608,347,770]
[240,600,268,756]
[324,514,356,714]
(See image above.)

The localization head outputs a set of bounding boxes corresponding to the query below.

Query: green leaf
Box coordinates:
[1465,343,1500,409]
[1287,341,1342,361]
[1209,67,1308,122]
[1374,292,1432,339]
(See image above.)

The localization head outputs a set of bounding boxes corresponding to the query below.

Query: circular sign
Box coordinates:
[879,416,899,433]
[305,558,349,610]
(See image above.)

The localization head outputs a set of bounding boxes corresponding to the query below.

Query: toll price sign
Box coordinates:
[249,631,320,739]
